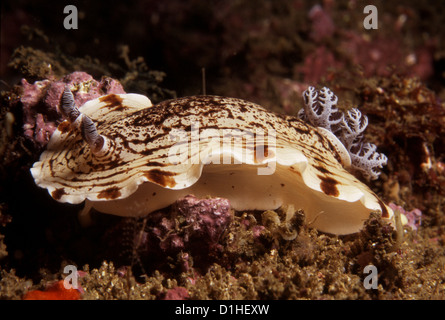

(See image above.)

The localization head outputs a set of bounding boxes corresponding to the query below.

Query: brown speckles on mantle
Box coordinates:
[51,188,66,200]
[97,187,122,200]
[143,169,177,188]
[57,121,71,134]
[318,175,339,197]
[99,94,124,110]
[31,93,394,236]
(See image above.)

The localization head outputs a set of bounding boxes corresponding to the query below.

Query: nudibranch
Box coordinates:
[31,86,394,235]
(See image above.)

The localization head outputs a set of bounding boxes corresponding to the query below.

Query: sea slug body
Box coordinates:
[31,86,394,235]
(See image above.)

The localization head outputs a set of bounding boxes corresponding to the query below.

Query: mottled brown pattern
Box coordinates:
[51,188,66,200]
[32,94,386,214]
[57,121,72,134]
[143,169,177,188]
[97,187,122,200]
[318,175,340,197]
[70,93,320,176]
[30,93,395,235]
[314,164,331,174]
[99,94,123,109]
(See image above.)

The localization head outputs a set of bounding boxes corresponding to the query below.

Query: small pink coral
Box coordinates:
[173,195,232,247]
[251,225,265,238]
[162,287,189,300]
[136,195,232,264]
[389,203,422,231]
[33,113,57,146]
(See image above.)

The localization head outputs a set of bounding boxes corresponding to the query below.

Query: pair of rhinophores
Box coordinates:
[31,85,396,235]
